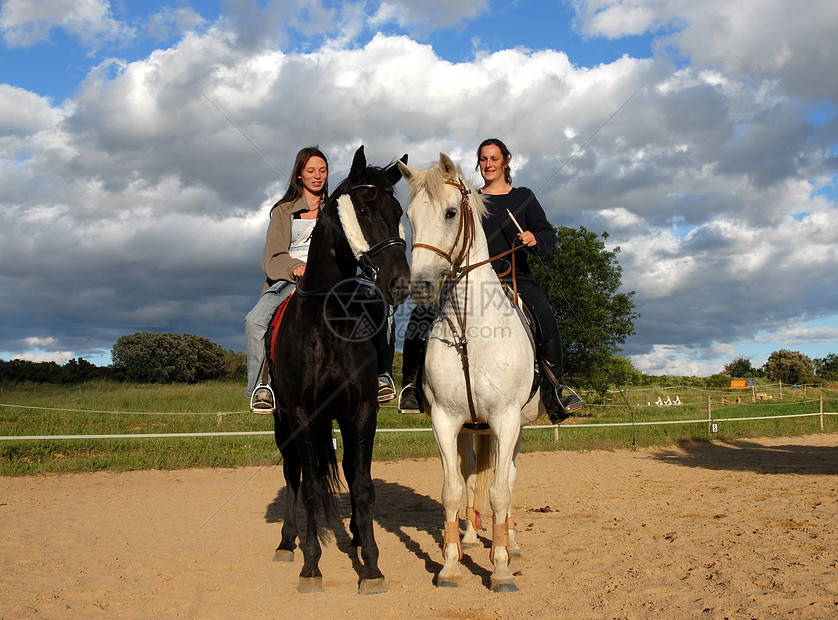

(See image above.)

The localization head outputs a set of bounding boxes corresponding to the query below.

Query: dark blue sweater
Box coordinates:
[480,187,557,282]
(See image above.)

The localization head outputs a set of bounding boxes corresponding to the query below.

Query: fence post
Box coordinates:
[821,391,824,431]
[707,396,713,436]
[779,380,783,400]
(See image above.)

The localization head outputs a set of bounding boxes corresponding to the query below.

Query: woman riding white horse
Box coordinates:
[399,154,540,592]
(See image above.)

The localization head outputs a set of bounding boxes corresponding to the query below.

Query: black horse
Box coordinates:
[269,146,409,594]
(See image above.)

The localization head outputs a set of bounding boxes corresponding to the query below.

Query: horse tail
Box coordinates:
[473,432,494,515]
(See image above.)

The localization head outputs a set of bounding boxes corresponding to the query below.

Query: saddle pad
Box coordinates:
[267,291,295,367]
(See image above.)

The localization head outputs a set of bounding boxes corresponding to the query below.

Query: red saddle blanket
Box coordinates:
[267,292,295,367]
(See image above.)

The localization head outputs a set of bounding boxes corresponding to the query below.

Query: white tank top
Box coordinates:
[288,219,316,262]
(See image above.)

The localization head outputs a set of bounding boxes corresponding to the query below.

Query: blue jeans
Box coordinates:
[244,281,295,397]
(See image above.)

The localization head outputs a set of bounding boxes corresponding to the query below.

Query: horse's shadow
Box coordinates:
[265,476,492,586]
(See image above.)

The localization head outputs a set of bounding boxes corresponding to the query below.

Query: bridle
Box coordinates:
[343,183,407,287]
[411,178,476,283]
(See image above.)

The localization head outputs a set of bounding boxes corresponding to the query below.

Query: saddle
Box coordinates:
[265,291,295,369]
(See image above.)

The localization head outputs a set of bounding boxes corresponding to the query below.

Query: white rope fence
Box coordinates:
[1,411,835,441]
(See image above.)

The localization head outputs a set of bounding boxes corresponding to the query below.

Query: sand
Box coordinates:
[2,434,837,619]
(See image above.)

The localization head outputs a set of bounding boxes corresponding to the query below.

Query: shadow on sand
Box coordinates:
[264,475,492,586]
[651,437,838,475]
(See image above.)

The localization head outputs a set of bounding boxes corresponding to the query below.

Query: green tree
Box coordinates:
[184,334,226,381]
[763,349,814,384]
[814,353,838,381]
[112,332,227,383]
[530,226,639,395]
[722,357,756,378]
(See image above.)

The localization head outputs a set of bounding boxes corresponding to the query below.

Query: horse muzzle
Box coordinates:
[409,279,438,306]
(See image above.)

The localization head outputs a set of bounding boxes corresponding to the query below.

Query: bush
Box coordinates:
[111,332,227,383]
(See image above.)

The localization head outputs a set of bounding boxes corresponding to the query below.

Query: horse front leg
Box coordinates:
[487,416,519,593]
[296,468,326,592]
[273,454,300,562]
[345,407,386,595]
[434,419,464,587]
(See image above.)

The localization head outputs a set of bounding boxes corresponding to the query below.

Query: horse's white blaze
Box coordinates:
[336,193,370,260]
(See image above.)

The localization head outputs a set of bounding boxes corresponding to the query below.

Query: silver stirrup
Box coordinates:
[250,383,276,415]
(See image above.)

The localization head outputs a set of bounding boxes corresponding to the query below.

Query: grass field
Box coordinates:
[1,378,836,475]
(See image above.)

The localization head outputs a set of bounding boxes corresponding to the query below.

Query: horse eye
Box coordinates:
[445,208,457,220]
[357,207,368,217]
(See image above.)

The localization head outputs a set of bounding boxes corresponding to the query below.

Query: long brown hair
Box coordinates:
[476,138,512,185]
[275,146,329,207]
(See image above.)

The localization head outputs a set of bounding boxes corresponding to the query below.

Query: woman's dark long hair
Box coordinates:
[274,146,329,207]
[476,137,512,185]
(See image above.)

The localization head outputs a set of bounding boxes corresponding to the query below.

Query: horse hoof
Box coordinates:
[509,548,523,558]
[297,576,323,593]
[358,577,387,595]
[436,577,460,588]
[490,578,519,593]
[273,549,294,562]
[461,541,481,549]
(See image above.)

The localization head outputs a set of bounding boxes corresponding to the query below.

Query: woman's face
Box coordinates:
[478,144,507,184]
[300,156,328,196]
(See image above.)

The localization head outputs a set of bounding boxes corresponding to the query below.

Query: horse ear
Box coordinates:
[385,154,408,186]
[350,145,366,183]
[439,153,457,181]
[397,159,414,182]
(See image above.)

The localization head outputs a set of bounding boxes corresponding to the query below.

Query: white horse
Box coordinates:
[398,154,542,592]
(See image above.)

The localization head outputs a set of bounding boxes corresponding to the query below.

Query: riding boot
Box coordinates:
[538,337,584,423]
[398,315,428,414]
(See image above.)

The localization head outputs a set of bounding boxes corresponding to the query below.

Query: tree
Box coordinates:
[111,332,227,383]
[722,357,756,378]
[814,353,838,381]
[763,349,814,384]
[530,226,639,395]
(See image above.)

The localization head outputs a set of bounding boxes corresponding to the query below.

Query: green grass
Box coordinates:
[1,378,836,475]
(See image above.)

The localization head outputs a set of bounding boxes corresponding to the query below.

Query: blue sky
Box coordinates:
[1,0,837,376]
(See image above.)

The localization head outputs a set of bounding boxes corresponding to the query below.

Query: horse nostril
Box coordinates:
[388,278,410,306]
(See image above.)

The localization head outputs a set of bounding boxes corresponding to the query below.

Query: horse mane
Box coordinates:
[407,160,487,220]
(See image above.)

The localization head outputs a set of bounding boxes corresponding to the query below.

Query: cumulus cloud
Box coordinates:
[570,0,838,100]
[0,0,131,48]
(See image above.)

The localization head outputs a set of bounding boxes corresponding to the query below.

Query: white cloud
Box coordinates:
[570,0,838,99]
[0,0,131,48]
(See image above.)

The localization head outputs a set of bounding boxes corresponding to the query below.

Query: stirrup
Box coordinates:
[250,384,275,415]
[377,374,396,403]
[397,384,423,414]
[559,384,585,415]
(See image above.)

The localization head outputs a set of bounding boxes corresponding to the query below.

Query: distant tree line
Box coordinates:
[0,332,247,384]
[723,350,838,384]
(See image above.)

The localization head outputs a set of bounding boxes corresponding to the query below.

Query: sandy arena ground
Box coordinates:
[2,434,837,619]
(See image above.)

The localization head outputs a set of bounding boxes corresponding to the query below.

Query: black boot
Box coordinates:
[398,307,432,414]
[538,337,583,423]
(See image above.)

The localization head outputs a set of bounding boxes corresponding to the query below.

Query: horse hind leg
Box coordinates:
[273,456,300,563]
[457,433,480,548]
